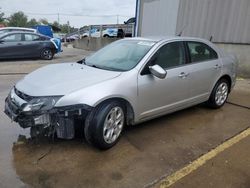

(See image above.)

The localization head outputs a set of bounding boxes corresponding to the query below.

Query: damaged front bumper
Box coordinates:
[4,88,92,139]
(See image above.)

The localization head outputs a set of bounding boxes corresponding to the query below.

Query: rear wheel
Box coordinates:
[84,101,125,150]
[41,48,54,60]
[207,79,229,108]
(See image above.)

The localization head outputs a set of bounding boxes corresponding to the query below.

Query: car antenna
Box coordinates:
[209,36,213,42]
[177,24,187,36]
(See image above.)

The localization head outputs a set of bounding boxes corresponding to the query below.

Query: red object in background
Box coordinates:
[0,24,5,28]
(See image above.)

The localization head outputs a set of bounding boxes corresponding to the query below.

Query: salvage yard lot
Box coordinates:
[0,47,249,188]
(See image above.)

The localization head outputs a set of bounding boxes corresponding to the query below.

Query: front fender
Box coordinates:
[55,72,138,113]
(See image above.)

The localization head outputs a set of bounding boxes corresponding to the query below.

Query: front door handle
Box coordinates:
[17,43,23,45]
[214,64,221,69]
[178,72,189,78]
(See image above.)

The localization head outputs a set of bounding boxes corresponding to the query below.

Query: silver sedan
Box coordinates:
[4,36,238,149]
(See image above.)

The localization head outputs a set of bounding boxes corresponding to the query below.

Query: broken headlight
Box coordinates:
[22,96,62,112]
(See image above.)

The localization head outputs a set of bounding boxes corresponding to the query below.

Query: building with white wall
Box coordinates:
[135,0,250,77]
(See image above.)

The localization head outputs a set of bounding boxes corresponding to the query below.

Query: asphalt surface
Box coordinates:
[0,47,249,188]
[170,136,250,188]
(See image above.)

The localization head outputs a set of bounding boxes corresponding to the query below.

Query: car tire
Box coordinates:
[41,48,54,60]
[84,101,125,150]
[207,78,229,109]
[103,34,110,38]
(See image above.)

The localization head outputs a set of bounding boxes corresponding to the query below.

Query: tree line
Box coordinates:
[0,10,75,33]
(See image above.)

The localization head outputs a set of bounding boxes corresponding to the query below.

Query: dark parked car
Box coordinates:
[0,32,57,60]
[124,17,135,24]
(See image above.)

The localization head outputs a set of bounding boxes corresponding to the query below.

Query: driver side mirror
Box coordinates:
[149,64,167,79]
[0,39,4,43]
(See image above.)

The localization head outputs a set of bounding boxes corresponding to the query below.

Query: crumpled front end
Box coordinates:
[4,87,92,139]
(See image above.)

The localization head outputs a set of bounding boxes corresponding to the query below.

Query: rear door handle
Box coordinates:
[178,72,189,78]
[17,43,23,45]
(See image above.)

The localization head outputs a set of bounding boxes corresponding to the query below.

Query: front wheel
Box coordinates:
[207,79,229,108]
[40,48,54,60]
[84,101,125,150]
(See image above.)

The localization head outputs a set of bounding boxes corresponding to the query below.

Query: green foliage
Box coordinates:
[60,24,71,33]
[7,11,28,27]
[0,11,5,23]
[52,21,60,28]
[3,11,74,33]
[27,18,40,27]
[39,18,49,25]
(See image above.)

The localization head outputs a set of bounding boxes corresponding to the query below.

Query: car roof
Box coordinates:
[129,36,210,43]
[0,27,36,31]
[124,36,215,47]
[125,36,222,56]
[0,31,51,38]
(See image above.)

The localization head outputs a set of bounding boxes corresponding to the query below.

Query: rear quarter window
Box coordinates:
[24,34,40,41]
[187,41,218,63]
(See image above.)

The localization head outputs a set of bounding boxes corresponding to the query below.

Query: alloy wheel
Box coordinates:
[103,106,124,144]
[215,82,228,106]
[42,49,52,60]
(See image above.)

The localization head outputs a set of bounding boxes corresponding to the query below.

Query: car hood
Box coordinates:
[15,63,122,96]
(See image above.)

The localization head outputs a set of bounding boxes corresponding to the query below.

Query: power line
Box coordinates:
[4,11,56,16]
[3,10,132,18]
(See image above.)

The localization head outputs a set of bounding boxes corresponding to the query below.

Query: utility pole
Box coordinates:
[67,21,70,34]
[116,15,119,24]
[57,13,60,24]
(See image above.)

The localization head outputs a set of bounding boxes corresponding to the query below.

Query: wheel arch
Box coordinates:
[94,97,135,125]
[218,74,232,93]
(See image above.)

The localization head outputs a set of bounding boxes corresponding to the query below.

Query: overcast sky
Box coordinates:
[0,0,136,27]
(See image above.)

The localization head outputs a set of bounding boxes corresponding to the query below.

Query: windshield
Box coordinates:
[85,40,155,71]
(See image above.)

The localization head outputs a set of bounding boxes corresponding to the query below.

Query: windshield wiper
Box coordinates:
[77,59,103,69]
[77,58,86,64]
[83,62,123,71]
[91,64,123,71]
[88,64,103,69]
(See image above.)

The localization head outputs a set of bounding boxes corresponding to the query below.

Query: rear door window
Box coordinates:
[187,42,218,63]
[24,34,40,41]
